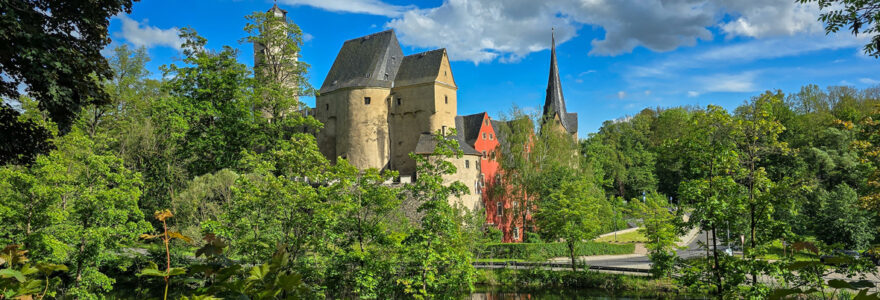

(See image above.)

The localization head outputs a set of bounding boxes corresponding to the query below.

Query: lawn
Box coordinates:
[594,229,648,244]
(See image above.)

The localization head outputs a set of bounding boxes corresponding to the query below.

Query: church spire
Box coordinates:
[542,28,577,136]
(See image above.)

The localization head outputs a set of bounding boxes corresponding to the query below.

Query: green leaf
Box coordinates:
[769,288,803,300]
[0,269,26,282]
[168,267,187,276]
[828,279,852,289]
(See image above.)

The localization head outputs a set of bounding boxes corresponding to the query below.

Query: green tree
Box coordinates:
[534,166,605,271]
[814,184,874,249]
[799,0,880,58]
[637,192,680,277]
[398,130,476,298]
[733,91,789,284]
[677,105,744,295]
[0,0,136,132]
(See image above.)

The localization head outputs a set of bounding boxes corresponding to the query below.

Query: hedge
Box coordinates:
[480,242,634,260]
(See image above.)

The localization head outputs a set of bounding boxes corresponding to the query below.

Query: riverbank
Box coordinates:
[474,268,695,298]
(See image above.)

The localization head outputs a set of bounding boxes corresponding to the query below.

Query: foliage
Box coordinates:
[138,210,192,300]
[479,242,634,260]
[799,0,880,58]
[534,165,607,271]
[0,245,68,300]
[397,130,476,299]
[813,184,875,249]
[637,193,681,277]
[0,0,136,131]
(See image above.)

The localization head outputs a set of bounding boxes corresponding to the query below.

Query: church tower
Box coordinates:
[541,29,578,139]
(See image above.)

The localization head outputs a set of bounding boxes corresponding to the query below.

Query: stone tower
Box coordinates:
[542,30,578,138]
[389,49,458,176]
[315,30,403,170]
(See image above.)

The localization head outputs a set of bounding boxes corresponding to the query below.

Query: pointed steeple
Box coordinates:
[542,28,578,136]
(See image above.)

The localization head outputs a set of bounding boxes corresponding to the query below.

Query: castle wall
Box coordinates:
[427,154,482,212]
[316,87,392,170]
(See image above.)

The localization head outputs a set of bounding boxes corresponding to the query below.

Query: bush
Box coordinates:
[485,227,503,243]
[481,242,634,260]
[525,232,543,243]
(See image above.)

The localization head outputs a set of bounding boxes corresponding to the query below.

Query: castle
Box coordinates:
[255,5,578,241]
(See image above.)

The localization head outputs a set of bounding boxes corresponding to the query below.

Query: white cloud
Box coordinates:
[644,90,652,96]
[290,0,831,63]
[698,71,758,92]
[116,14,182,50]
[617,91,626,99]
[860,78,880,85]
[303,33,314,42]
[279,0,411,17]
[718,0,823,38]
[688,91,700,97]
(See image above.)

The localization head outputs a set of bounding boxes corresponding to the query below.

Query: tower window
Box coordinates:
[364,97,371,105]
[465,160,470,169]
[445,95,448,104]
[325,104,329,111]
[442,125,447,135]
[397,98,402,105]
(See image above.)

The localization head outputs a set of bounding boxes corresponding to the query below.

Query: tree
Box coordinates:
[323,162,403,298]
[733,91,789,284]
[814,184,875,249]
[157,28,260,177]
[0,0,138,164]
[534,166,605,271]
[677,105,744,295]
[0,126,151,297]
[637,192,680,278]
[799,0,880,58]
[398,130,476,298]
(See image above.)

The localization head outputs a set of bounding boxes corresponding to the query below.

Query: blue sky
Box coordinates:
[108,0,880,137]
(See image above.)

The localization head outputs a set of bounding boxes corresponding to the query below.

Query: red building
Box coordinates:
[457,113,529,242]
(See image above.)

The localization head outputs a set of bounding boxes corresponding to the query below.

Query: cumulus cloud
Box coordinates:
[289,0,828,63]
[617,91,627,99]
[688,91,700,97]
[279,0,411,17]
[303,33,314,42]
[116,14,182,50]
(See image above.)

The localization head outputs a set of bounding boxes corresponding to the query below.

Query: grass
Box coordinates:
[756,240,821,261]
[474,268,687,297]
[594,229,648,244]
[475,258,525,263]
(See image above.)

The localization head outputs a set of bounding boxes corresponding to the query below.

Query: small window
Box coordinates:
[325,104,329,111]
[482,133,487,140]
[465,160,470,169]
[482,151,487,159]
[442,125,447,135]
[485,119,489,126]
[445,95,448,104]
[397,98,402,105]
[513,227,519,240]
[489,133,494,140]
[364,97,371,105]
[496,202,502,216]
[513,201,518,211]
[476,161,480,171]
[476,181,481,194]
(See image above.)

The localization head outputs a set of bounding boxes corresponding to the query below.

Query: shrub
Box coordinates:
[481,242,634,260]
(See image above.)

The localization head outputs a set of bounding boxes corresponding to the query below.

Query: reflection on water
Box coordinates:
[467,289,710,299]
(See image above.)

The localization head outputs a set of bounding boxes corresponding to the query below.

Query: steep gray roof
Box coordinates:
[542,30,578,135]
[414,133,480,156]
[268,3,288,15]
[395,49,447,87]
[456,113,486,147]
[319,30,404,94]
[490,120,508,145]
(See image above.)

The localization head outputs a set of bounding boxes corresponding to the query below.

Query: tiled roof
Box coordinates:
[395,49,447,87]
[456,113,486,147]
[319,30,403,94]
[414,133,480,156]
